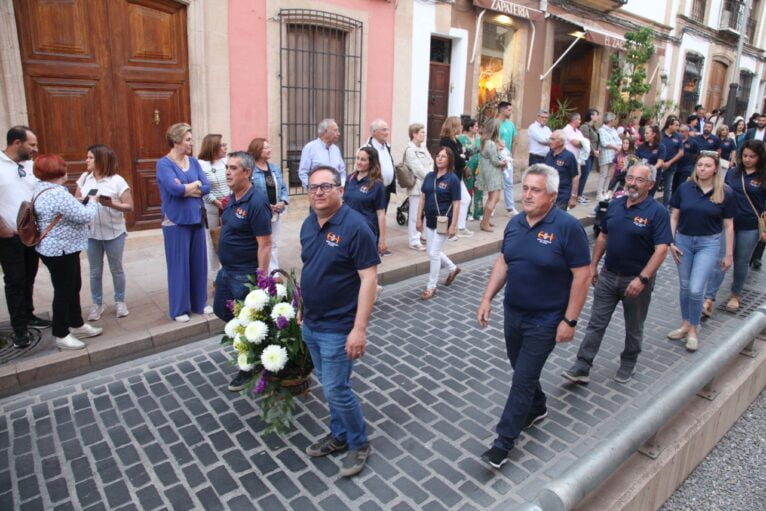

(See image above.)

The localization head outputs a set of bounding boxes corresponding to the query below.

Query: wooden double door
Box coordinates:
[14,0,191,229]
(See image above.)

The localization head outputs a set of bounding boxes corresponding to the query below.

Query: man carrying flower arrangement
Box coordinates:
[299,165,380,477]
[212,151,272,391]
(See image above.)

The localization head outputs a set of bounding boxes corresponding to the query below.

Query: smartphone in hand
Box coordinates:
[83,188,98,205]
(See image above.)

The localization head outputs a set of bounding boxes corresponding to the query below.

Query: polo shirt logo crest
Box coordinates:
[556,159,565,166]
[750,178,762,187]
[235,207,247,219]
[326,232,341,247]
[537,231,555,245]
[437,181,448,189]
[360,185,368,193]
[633,216,649,227]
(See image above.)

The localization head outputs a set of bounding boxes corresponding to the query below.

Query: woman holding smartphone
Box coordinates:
[75,144,134,320]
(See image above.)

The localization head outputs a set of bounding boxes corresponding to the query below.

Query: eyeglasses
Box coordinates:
[17,164,26,178]
[308,183,338,194]
[625,175,649,184]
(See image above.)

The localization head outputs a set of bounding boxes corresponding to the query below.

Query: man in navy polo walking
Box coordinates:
[563,163,671,384]
[299,165,380,477]
[476,164,591,469]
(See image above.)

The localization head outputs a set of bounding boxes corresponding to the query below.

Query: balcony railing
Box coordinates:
[746,17,758,42]
[691,0,706,23]
[720,2,742,32]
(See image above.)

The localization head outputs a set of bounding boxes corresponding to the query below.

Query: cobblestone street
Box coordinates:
[1,246,764,510]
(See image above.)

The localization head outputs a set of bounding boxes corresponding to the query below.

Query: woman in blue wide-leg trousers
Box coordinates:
[163,224,208,319]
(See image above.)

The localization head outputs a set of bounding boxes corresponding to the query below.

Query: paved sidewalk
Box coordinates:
[0,243,763,510]
[0,180,601,392]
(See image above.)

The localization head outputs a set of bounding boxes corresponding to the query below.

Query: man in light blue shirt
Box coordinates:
[527,110,551,166]
[497,101,517,213]
[298,118,347,189]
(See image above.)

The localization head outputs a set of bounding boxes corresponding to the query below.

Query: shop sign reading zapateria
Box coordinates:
[473,0,545,21]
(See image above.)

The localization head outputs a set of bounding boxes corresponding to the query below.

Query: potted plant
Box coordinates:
[220,269,313,434]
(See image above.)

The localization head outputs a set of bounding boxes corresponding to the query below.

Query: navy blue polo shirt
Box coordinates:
[601,196,672,276]
[421,171,460,229]
[343,173,386,237]
[677,137,700,174]
[635,143,667,166]
[544,149,579,205]
[719,138,737,162]
[661,131,683,165]
[218,186,273,272]
[670,181,735,236]
[300,204,380,334]
[696,134,721,152]
[502,207,590,326]
[725,169,766,231]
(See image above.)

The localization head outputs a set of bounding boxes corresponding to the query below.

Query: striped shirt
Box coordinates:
[199,158,230,203]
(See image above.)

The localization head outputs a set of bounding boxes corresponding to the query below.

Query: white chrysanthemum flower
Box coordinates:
[238,305,255,326]
[275,284,288,299]
[224,318,241,337]
[237,353,254,371]
[270,302,295,322]
[244,320,268,344]
[261,345,288,372]
[233,336,247,353]
[244,289,270,311]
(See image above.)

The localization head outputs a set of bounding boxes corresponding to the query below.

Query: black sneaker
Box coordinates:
[28,315,51,328]
[227,370,253,392]
[339,444,371,477]
[523,408,548,430]
[12,331,32,349]
[480,446,509,469]
[751,260,762,270]
[562,366,590,384]
[614,365,634,384]
[306,434,348,457]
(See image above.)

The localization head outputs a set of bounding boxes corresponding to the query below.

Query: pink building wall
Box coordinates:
[228,0,395,150]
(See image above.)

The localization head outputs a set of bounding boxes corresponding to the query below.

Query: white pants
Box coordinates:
[503,166,515,211]
[458,180,470,230]
[408,195,421,247]
[269,214,282,273]
[598,163,614,199]
[204,203,221,274]
[425,227,456,289]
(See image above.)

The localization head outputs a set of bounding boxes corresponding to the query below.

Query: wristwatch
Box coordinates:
[563,317,577,327]
[638,274,650,285]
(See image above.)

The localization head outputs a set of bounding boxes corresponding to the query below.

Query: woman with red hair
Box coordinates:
[33,154,102,349]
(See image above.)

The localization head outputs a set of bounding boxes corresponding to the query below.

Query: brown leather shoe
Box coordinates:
[420,288,436,300]
[445,267,461,286]
[702,298,713,318]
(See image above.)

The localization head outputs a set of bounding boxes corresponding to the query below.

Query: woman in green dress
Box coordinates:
[458,118,482,220]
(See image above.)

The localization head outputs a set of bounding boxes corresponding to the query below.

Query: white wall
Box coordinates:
[448,27,468,116]
[410,1,435,125]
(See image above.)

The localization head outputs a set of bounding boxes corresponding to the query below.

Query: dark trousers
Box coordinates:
[574,269,654,372]
[0,235,40,335]
[528,154,546,166]
[577,156,594,196]
[213,267,254,322]
[751,241,765,265]
[384,180,396,212]
[40,252,84,338]
[493,312,557,451]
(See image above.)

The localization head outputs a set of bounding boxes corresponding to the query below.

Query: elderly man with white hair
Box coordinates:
[366,118,396,255]
[298,119,347,189]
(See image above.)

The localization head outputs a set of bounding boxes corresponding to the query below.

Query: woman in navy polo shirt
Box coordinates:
[704,139,766,313]
[668,151,734,351]
[416,147,461,300]
[635,125,666,196]
[717,125,737,167]
[343,146,387,253]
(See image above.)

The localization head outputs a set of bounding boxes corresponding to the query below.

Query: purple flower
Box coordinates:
[275,316,288,330]
[254,371,269,394]
[225,299,235,312]
[268,281,278,297]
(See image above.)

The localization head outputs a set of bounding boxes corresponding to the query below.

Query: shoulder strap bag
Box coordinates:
[433,173,453,235]
[395,146,416,189]
[741,172,766,236]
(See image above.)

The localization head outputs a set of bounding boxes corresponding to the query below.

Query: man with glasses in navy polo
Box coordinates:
[476,164,591,469]
[299,165,380,477]
[563,163,671,385]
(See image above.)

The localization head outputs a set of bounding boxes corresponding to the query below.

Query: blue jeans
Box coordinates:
[213,267,254,321]
[577,156,594,196]
[493,312,557,451]
[675,232,721,327]
[662,165,677,207]
[87,233,127,304]
[706,229,760,300]
[302,323,368,449]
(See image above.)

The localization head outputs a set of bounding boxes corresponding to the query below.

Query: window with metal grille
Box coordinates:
[278,9,363,193]
[735,71,754,117]
[691,0,706,23]
[679,53,704,120]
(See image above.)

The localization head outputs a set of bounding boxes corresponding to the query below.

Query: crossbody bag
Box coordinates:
[433,174,453,235]
[741,172,766,236]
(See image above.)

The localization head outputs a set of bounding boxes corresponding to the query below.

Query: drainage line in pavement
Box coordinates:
[514,303,766,511]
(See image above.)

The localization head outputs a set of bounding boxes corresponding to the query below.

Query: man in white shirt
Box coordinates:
[298,119,347,189]
[0,126,51,347]
[527,110,552,166]
[366,119,395,255]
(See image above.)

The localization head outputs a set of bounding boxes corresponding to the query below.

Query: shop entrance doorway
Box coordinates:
[550,39,595,118]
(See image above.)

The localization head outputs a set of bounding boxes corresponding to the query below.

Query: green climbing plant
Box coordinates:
[608,27,656,120]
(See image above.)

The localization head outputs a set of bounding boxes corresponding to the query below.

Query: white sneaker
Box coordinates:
[507,208,519,216]
[87,304,105,321]
[457,228,474,238]
[115,302,129,318]
[70,323,103,338]
[375,285,383,302]
[448,235,459,242]
[203,305,214,315]
[55,334,85,350]
[175,314,190,323]
[409,244,426,251]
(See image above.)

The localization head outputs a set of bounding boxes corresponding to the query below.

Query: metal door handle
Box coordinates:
[153,109,160,126]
